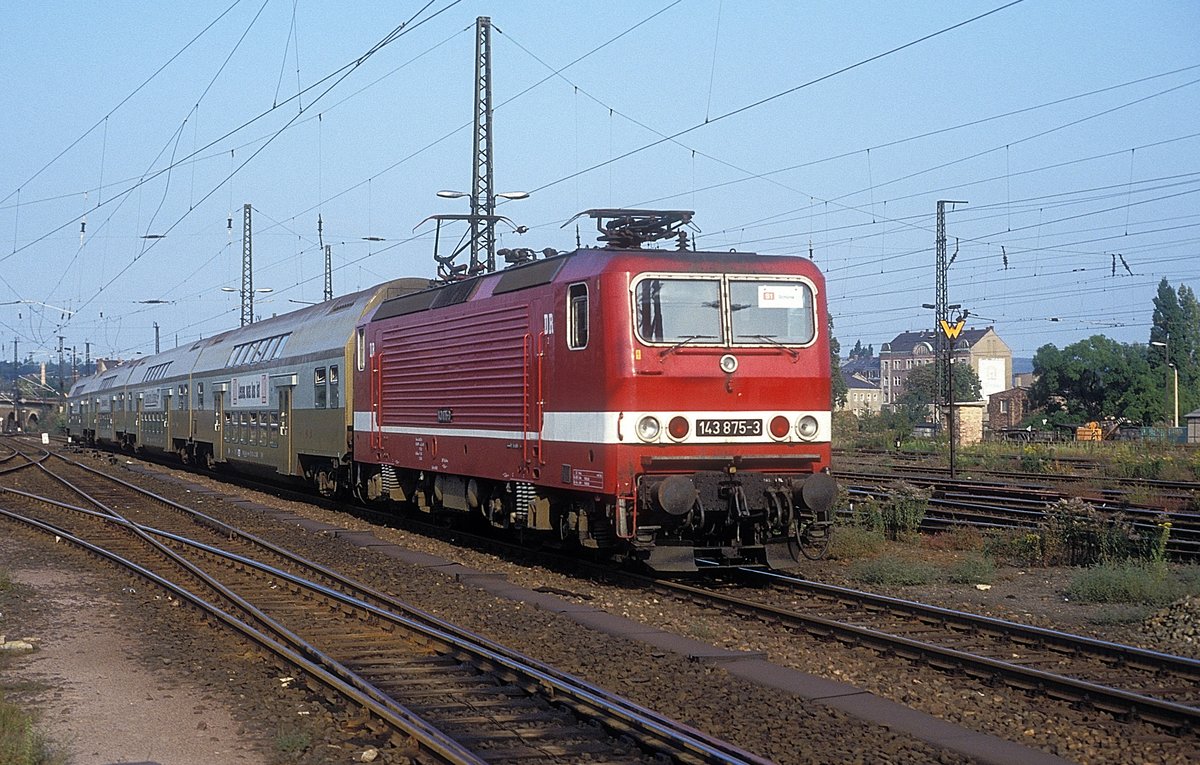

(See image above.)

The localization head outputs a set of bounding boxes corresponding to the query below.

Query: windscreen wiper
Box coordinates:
[741,334,799,359]
[659,334,717,359]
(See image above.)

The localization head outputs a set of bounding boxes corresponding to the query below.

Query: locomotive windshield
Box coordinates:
[728,279,815,345]
[635,278,723,343]
[633,275,815,346]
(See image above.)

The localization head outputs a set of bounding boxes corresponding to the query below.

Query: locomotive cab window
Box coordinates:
[729,279,815,346]
[634,277,722,344]
[567,283,589,350]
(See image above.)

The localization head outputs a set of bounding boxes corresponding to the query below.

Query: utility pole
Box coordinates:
[57,335,64,395]
[153,322,160,354]
[470,16,496,274]
[11,338,17,432]
[324,244,333,302]
[241,203,253,327]
[934,200,967,477]
[84,341,91,376]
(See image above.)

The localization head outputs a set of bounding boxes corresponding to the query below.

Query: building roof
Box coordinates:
[842,370,879,390]
[880,326,995,354]
[842,355,880,377]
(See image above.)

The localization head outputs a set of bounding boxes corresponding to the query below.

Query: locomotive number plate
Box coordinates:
[696,418,762,437]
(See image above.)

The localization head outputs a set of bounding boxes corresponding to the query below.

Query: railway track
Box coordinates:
[648,569,1200,734]
[0,444,770,765]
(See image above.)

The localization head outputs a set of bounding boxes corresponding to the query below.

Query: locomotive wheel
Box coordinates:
[795,521,832,561]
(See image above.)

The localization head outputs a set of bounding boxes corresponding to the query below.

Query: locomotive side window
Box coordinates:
[314,367,327,409]
[728,279,816,346]
[634,278,722,344]
[356,327,366,371]
[567,283,589,350]
[329,365,340,408]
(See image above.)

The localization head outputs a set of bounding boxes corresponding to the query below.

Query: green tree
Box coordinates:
[895,361,981,422]
[1147,278,1200,422]
[1030,336,1159,424]
[848,340,874,360]
[829,315,847,409]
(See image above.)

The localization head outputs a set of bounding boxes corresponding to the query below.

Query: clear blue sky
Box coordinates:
[1,1,1197,364]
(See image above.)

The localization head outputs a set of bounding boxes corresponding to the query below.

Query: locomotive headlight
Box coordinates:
[636,415,661,442]
[797,415,820,440]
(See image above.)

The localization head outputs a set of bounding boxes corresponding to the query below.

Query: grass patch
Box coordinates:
[945,554,996,585]
[849,555,938,586]
[1087,604,1156,626]
[274,724,312,757]
[923,526,985,552]
[1067,562,1200,606]
[828,525,885,560]
[0,692,65,765]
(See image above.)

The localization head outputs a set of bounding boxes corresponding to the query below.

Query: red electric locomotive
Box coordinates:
[351,210,835,571]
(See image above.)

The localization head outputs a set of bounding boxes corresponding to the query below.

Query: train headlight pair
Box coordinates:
[770,414,820,441]
[637,415,690,442]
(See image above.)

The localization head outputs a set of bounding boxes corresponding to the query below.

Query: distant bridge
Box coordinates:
[0,395,63,433]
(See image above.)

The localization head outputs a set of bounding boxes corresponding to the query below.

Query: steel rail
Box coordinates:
[0,504,486,765]
[652,569,1200,731]
[4,451,771,765]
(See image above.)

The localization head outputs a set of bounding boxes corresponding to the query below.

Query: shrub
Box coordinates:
[1039,498,1137,566]
[1146,514,1172,564]
[849,555,938,586]
[850,496,883,531]
[880,482,930,541]
[1066,562,1185,605]
[1019,445,1051,474]
[946,554,996,584]
[828,525,885,560]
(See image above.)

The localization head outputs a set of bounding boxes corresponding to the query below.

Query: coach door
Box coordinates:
[214,391,225,462]
[278,388,293,475]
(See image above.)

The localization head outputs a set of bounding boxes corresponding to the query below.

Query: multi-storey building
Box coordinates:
[878,327,1012,410]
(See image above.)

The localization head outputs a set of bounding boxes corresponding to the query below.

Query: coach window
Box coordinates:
[178,384,188,410]
[567,283,589,350]
[329,365,340,408]
[314,367,327,409]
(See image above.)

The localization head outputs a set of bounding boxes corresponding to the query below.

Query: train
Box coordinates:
[66,209,836,572]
